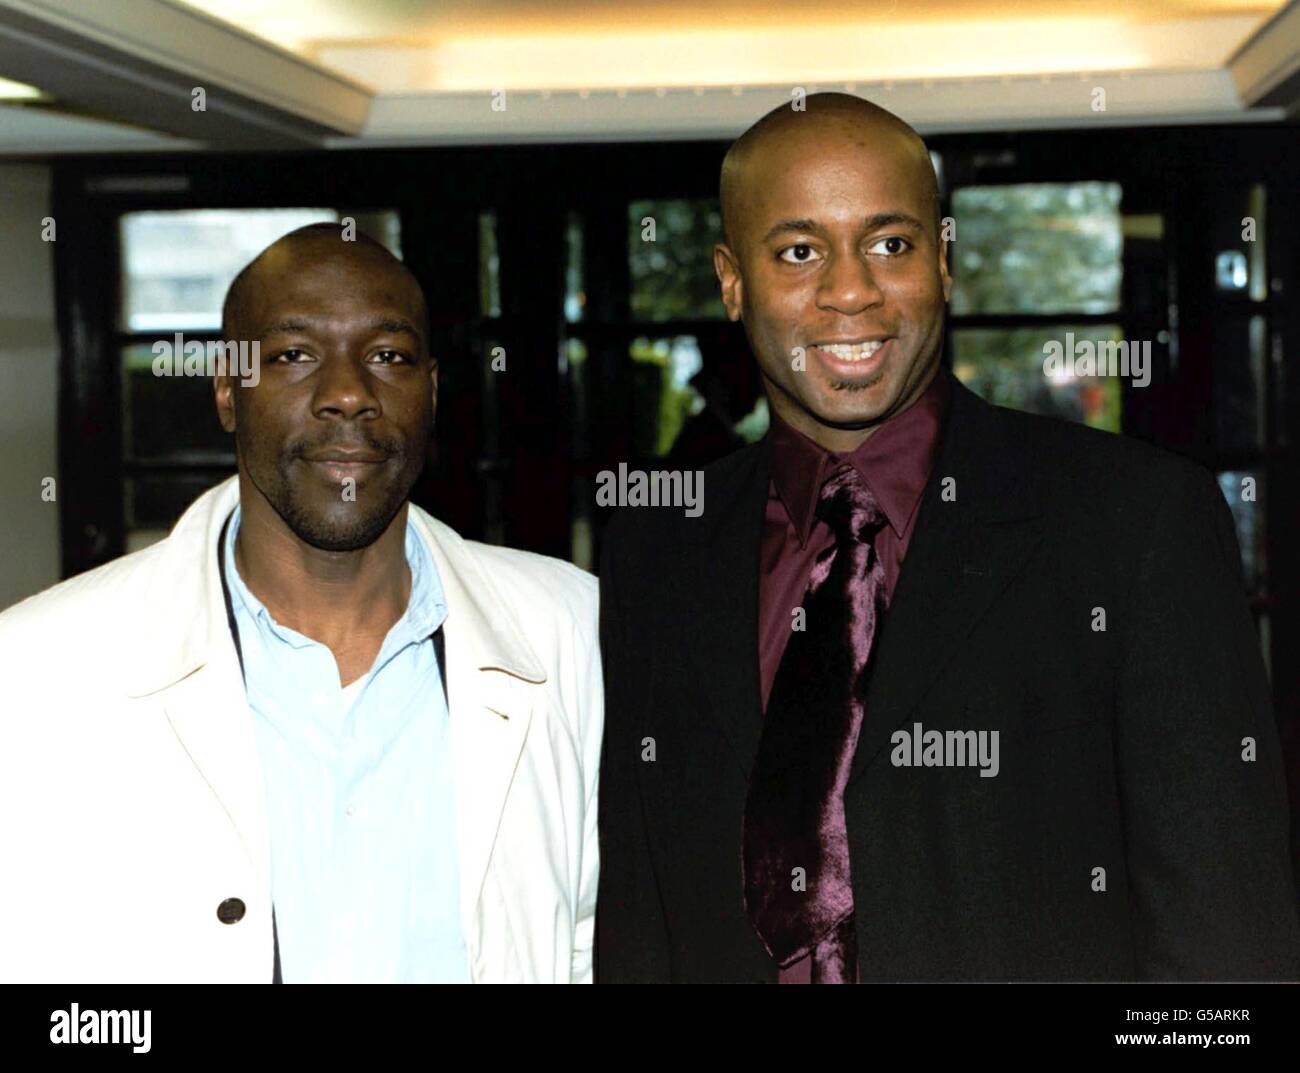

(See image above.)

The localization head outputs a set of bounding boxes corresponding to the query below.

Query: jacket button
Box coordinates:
[217,898,246,924]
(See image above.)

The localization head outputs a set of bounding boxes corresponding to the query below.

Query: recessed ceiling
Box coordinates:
[175,0,1287,92]
[0,0,1292,154]
[175,1,1284,44]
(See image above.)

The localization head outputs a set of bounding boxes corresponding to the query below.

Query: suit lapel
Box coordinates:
[847,374,1046,786]
[677,439,772,781]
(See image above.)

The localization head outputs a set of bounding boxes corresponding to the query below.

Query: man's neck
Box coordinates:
[233,489,412,673]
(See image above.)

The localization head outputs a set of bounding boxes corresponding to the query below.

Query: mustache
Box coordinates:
[288,433,405,459]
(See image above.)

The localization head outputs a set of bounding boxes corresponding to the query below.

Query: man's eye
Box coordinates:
[370,350,409,365]
[778,243,821,265]
[868,236,911,256]
[274,349,311,363]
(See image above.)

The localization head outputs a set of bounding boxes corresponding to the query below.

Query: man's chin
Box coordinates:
[292,525,387,553]
[279,494,404,553]
[804,387,898,430]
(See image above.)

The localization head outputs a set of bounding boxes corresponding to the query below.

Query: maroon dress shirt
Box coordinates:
[757,368,951,982]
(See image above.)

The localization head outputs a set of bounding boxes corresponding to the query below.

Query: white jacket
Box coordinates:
[0,477,601,983]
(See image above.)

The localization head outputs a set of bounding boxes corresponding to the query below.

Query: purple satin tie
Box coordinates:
[743,463,889,983]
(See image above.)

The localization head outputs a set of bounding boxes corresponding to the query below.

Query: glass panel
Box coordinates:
[567,337,589,457]
[628,199,725,321]
[952,324,1125,432]
[1216,470,1264,593]
[119,208,402,332]
[1213,315,1267,455]
[568,338,594,571]
[565,212,585,323]
[1211,184,1268,302]
[121,344,235,463]
[629,336,703,456]
[480,332,505,545]
[126,471,233,535]
[479,211,502,318]
[950,182,1123,316]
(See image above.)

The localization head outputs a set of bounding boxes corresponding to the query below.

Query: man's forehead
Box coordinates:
[256,311,422,333]
[749,115,924,178]
[728,115,935,234]
[253,241,406,284]
[246,251,421,305]
[745,151,931,217]
[241,282,426,344]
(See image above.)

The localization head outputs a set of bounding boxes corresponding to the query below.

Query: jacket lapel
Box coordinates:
[847,374,1046,786]
[121,477,272,879]
[408,506,547,942]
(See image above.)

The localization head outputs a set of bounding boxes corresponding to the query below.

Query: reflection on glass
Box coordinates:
[568,338,594,571]
[565,212,585,323]
[630,336,703,456]
[567,337,589,457]
[119,208,402,332]
[952,325,1124,432]
[950,182,1123,317]
[628,199,725,321]
[1216,471,1264,592]
[735,397,770,444]
[479,211,502,318]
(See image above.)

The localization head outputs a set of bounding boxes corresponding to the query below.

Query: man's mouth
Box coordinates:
[809,338,890,362]
[299,447,391,482]
[304,453,388,465]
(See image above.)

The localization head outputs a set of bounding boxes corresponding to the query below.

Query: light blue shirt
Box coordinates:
[223,505,469,983]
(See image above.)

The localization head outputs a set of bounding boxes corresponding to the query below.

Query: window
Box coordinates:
[628,199,726,322]
[947,182,1125,433]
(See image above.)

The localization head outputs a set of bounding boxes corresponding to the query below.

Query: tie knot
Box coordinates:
[816,464,886,544]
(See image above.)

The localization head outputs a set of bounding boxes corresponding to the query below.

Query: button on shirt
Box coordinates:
[223,506,469,983]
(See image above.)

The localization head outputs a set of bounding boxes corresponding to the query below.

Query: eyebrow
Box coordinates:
[260,316,423,339]
[762,211,928,243]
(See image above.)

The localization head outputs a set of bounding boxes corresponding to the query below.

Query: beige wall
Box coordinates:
[0,163,60,610]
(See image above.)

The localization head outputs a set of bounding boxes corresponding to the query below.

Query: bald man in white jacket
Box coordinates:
[0,226,600,983]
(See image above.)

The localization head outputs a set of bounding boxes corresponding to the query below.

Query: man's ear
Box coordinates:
[429,355,439,420]
[214,372,237,433]
[938,237,953,304]
[713,243,745,323]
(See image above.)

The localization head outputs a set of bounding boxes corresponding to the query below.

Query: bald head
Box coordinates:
[720,93,939,252]
[221,223,427,342]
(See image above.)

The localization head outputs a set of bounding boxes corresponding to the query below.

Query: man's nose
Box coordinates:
[816,251,885,316]
[312,355,380,420]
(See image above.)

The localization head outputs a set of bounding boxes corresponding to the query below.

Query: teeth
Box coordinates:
[816,341,885,361]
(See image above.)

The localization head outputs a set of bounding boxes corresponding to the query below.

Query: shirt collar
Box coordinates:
[769,366,951,547]
[223,503,448,647]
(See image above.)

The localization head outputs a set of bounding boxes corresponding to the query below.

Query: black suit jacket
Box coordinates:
[595,370,1300,981]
